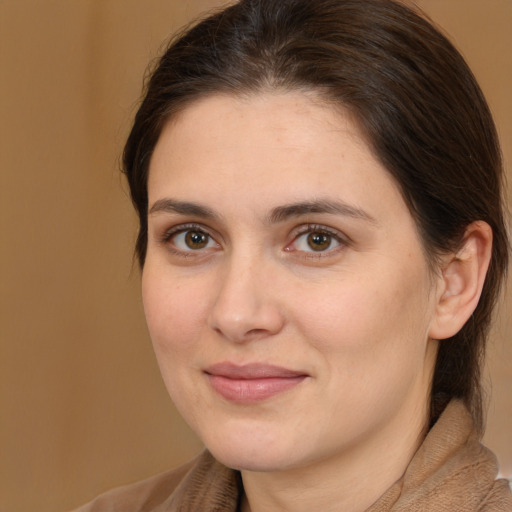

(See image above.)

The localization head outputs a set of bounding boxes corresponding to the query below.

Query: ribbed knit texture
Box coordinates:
[73,400,512,511]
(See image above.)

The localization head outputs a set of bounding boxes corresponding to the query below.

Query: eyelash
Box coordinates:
[286,224,349,258]
[160,223,218,255]
[159,223,349,258]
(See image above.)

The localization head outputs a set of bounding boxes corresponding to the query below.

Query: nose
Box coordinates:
[207,255,285,343]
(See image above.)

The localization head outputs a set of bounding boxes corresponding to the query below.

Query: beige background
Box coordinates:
[0,1,510,511]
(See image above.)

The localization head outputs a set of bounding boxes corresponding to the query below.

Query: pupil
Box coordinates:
[308,232,330,251]
[186,231,208,249]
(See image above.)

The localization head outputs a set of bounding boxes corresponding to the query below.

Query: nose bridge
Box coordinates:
[208,247,284,342]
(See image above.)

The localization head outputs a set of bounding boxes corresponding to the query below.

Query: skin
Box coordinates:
[142,92,487,512]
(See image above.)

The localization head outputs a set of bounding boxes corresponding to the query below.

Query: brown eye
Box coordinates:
[165,227,219,255]
[307,232,332,251]
[288,227,343,255]
[184,230,210,250]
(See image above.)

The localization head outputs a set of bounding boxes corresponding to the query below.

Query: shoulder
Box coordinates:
[71,451,242,512]
[71,454,200,512]
[369,400,512,511]
[477,477,512,512]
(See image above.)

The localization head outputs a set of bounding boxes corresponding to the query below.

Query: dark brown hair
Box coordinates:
[123,0,508,431]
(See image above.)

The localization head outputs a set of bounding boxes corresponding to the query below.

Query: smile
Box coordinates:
[204,363,308,403]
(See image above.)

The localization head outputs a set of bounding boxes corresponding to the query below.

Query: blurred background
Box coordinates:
[0,1,510,510]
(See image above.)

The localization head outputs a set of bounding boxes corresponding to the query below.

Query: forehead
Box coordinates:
[148,92,407,224]
[148,91,408,225]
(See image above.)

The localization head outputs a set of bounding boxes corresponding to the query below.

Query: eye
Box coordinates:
[295,231,339,252]
[166,227,219,252]
[287,225,346,255]
[304,232,335,251]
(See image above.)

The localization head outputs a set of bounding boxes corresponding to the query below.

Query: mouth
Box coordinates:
[204,362,308,403]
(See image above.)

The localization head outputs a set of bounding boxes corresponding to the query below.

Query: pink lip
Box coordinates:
[205,363,308,403]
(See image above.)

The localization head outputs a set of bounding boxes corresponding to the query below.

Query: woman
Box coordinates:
[75,0,512,510]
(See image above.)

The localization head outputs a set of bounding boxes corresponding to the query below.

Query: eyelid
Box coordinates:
[160,222,215,241]
[159,222,221,254]
[286,223,351,254]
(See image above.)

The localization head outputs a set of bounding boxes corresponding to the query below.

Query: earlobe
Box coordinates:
[429,221,493,340]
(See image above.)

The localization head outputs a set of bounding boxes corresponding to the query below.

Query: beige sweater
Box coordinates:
[74,400,512,511]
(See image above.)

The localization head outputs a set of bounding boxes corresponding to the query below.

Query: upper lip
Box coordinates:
[205,362,308,379]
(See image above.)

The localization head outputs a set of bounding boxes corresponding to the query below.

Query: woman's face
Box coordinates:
[143,92,441,473]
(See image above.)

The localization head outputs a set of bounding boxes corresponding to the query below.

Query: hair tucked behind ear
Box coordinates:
[123,0,509,432]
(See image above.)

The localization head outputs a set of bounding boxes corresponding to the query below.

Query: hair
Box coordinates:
[123,0,508,432]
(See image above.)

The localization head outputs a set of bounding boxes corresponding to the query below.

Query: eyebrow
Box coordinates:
[149,198,218,219]
[148,197,376,225]
[267,199,377,225]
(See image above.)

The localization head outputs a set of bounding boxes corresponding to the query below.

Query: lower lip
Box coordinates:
[207,375,306,403]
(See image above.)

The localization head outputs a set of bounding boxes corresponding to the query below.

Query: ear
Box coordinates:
[429,221,493,340]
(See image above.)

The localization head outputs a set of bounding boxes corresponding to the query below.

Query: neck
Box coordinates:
[240,398,429,512]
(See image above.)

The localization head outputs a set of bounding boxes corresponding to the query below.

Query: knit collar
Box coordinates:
[367,400,511,511]
[161,400,511,511]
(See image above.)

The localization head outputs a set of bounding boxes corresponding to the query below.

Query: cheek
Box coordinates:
[294,261,432,359]
[141,266,213,417]
[141,267,210,357]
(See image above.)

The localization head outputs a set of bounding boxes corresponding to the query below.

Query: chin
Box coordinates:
[203,429,301,472]
[210,446,292,472]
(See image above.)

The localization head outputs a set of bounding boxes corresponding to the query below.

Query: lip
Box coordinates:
[204,363,308,403]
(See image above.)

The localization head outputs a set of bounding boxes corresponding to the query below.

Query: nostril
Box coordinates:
[243,328,269,340]
[209,309,285,344]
